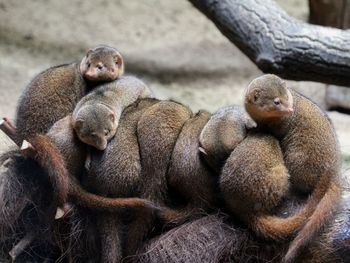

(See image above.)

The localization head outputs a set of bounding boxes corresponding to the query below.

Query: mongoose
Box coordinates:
[221,132,292,240]
[127,100,193,257]
[167,110,217,213]
[136,101,193,205]
[87,98,161,263]
[87,99,192,262]
[72,76,153,150]
[199,105,256,172]
[200,106,311,241]
[245,74,342,263]
[16,45,124,143]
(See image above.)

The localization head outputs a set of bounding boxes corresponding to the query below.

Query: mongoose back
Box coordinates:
[126,100,193,257]
[245,74,342,263]
[88,98,161,263]
[199,105,256,171]
[167,110,217,212]
[200,106,311,241]
[72,76,153,150]
[87,99,192,261]
[16,45,124,143]
[137,101,193,204]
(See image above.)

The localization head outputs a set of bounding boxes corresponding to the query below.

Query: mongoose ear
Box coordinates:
[115,54,124,74]
[253,89,260,102]
[109,113,116,123]
[86,48,93,55]
[247,89,260,103]
[74,120,84,130]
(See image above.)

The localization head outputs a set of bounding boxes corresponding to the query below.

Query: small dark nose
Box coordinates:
[97,63,104,70]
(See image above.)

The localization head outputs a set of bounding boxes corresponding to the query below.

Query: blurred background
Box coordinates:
[0,0,349,176]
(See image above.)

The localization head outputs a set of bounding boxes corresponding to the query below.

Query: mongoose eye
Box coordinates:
[274,98,281,105]
[104,129,109,136]
[87,63,91,68]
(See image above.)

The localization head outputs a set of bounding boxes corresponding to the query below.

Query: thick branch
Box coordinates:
[189,0,350,86]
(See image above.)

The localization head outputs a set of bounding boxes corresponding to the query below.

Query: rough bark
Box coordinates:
[189,0,350,87]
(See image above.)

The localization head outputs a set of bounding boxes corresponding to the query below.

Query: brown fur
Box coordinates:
[199,105,256,171]
[200,106,310,240]
[87,98,161,262]
[46,115,158,212]
[137,202,350,263]
[125,100,193,257]
[46,115,86,179]
[137,101,193,204]
[16,45,124,143]
[167,110,217,213]
[72,76,153,150]
[85,99,192,261]
[245,74,342,262]
[221,132,298,240]
[25,134,69,206]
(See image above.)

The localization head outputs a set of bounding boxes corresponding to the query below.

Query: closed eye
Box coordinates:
[274,98,281,105]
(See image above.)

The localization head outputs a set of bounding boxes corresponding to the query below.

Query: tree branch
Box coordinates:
[189,0,350,87]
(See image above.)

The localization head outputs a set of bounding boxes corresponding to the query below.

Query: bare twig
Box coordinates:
[9,231,36,261]
[0,118,18,145]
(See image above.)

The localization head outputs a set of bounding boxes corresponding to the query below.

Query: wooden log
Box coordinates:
[188,0,350,87]
[309,0,350,29]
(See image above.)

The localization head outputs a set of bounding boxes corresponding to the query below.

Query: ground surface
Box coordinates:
[0,0,349,178]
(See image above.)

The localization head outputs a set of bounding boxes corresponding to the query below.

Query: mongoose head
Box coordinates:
[80,45,124,82]
[199,105,256,170]
[72,104,118,150]
[244,74,294,121]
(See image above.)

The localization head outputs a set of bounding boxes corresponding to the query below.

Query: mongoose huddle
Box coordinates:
[245,74,342,263]
[5,43,342,263]
[199,74,342,262]
[11,46,189,262]
[16,45,127,206]
[16,45,125,142]
[16,46,157,215]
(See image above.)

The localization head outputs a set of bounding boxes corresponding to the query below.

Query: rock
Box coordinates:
[326,85,350,110]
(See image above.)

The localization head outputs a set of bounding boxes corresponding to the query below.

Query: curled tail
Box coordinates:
[283,179,341,263]
[252,213,307,241]
[69,179,158,212]
[250,176,338,242]
[26,135,69,206]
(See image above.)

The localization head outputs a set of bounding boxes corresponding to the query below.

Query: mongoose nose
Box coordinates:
[97,63,104,70]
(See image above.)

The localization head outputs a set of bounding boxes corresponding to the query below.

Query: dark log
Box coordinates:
[137,194,350,263]
[309,0,350,29]
[188,0,350,87]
